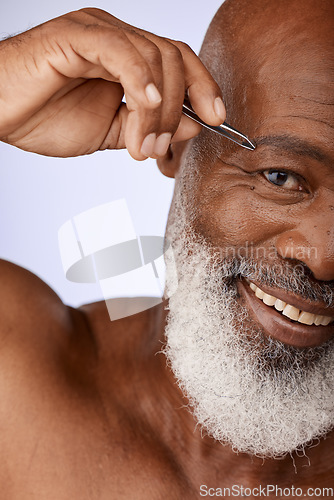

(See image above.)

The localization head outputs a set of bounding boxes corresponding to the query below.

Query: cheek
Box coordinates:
[192,184,285,250]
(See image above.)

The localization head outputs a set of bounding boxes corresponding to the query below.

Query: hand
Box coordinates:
[0,8,226,160]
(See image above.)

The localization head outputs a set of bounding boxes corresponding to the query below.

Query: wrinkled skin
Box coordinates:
[167,0,334,349]
[0,0,333,498]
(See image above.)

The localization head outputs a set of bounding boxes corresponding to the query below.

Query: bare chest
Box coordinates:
[2,401,332,500]
[1,397,194,500]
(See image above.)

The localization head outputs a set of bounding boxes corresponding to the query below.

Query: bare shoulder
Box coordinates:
[0,265,184,498]
[0,258,96,394]
[0,257,162,379]
[0,258,74,349]
[79,297,165,359]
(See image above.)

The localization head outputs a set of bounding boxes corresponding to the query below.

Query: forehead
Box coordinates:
[203,0,334,135]
[250,47,334,167]
[223,32,332,170]
[252,40,334,113]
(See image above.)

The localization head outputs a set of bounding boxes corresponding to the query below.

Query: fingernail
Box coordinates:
[140,133,156,157]
[145,83,162,104]
[213,97,225,121]
[154,132,172,157]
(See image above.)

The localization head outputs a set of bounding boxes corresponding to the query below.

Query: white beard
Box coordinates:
[163,178,334,459]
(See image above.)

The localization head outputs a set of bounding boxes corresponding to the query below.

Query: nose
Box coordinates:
[275,217,334,282]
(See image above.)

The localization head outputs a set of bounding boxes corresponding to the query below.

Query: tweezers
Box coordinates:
[182,97,256,151]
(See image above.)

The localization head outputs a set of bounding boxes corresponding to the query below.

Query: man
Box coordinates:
[0,0,333,498]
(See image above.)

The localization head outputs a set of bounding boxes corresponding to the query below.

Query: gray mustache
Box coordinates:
[220,258,334,308]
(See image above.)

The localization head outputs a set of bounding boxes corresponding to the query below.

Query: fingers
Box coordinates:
[151,40,185,157]
[10,8,226,160]
[59,22,162,107]
[121,35,225,160]
[125,37,186,161]
[55,18,162,159]
[171,115,202,143]
[61,9,226,160]
[99,102,128,151]
[171,40,226,126]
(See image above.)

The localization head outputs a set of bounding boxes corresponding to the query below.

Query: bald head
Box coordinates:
[199,0,334,134]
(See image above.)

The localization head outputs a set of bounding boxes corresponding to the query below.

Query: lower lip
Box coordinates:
[238,280,334,348]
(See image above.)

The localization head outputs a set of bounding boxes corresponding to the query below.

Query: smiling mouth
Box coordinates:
[238,279,334,348]
[248,281,333,327]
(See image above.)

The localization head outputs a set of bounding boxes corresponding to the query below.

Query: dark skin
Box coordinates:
[1,0,334,498]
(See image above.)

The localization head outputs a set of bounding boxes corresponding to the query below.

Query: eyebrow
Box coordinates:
[254,134,332,164]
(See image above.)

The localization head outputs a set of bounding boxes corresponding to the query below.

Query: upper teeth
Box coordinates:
[249,282,333,326]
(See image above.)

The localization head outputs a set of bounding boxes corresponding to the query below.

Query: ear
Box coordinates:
[156,140,188,179]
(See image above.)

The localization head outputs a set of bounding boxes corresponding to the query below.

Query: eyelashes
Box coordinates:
[262,169,307,192]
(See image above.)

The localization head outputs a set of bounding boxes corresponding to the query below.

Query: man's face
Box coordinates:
[163,0,334,458]
[181,8,334,347]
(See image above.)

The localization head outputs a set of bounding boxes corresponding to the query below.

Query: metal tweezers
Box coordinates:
[182,97,256,151]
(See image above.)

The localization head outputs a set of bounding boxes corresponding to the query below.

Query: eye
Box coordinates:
[263,170,305,191]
